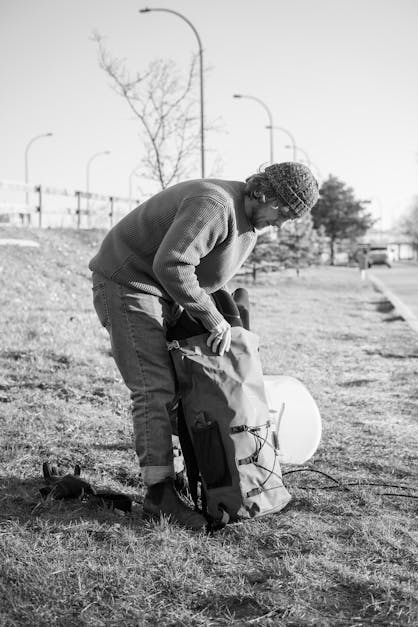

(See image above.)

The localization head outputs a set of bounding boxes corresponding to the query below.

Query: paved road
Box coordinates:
[368,261,418,334]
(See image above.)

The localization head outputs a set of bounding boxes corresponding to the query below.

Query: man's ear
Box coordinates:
[252,191,266,203]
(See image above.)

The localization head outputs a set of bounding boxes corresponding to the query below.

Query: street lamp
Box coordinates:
[266,125,296,161]
[284,144,322,183]
[309,161,323,184]
[86,150,111,211]
[139,7,205,178]
[24,132,53,205]
[233,94,274,163]
[285,144,311,167]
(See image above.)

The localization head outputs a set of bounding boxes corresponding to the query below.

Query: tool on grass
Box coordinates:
[40,462,132,512]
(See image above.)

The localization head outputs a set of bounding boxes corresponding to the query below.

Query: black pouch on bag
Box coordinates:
[191,414,231,489]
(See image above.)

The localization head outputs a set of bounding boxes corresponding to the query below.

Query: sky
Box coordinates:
[1,0,417,228]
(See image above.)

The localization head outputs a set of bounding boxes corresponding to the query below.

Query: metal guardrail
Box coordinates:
[0,180,140,228]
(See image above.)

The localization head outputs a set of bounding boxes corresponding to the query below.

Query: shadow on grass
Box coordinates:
[372,297,412,325]
[337,378,377,387]
[384,315,405,323]
[375,298,395,314]
[364,348,418,359]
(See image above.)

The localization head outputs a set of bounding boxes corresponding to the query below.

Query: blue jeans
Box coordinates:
[92,272,179,486]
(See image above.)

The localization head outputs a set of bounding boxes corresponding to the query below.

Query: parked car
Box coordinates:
[368,246,392,268]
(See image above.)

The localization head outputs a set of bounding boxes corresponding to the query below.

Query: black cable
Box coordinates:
[300,481,415,491]
[254,461,284,486]
[282,467,417,500]
[282,467,351,491]
[381,493,418,499]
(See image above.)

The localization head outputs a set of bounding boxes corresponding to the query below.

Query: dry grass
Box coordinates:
[0,226,417,626]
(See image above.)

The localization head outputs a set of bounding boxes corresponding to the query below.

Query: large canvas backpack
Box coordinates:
[167,290,292,526]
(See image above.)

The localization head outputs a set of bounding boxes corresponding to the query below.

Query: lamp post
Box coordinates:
[284,143,322,182]
[285,144,311,167]
[233,94,274,163]
[86,150,110,212]
[266,125,296,161]
[24,132,53,205]
[139,7,205,178]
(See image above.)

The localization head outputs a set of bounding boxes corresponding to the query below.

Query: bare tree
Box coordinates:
[94,33,200,190]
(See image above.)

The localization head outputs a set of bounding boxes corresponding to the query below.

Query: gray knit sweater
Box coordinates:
[89,178,257,331]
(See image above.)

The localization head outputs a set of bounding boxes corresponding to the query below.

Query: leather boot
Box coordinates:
[143,478,207,531]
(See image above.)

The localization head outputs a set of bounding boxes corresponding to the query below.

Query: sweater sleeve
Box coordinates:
[152,195,229,331]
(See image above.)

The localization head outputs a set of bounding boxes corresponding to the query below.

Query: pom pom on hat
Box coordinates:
[264,162,319,217]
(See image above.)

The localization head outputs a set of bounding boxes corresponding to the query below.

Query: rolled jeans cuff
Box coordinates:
[142,465,175,487]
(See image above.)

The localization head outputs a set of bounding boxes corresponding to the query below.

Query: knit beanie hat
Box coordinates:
[264,162,319,217]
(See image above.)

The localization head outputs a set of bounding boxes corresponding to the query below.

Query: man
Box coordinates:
[89,162,319,529]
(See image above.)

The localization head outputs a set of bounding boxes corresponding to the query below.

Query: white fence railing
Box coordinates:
[0,180,140,229]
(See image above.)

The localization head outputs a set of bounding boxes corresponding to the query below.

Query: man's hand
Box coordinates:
[206,319,231,356]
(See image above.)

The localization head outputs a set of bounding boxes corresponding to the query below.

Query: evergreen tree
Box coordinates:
[311,175,374,264]
[245,213,324,278]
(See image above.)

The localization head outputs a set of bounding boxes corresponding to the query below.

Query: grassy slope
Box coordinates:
[0,227,417,627]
